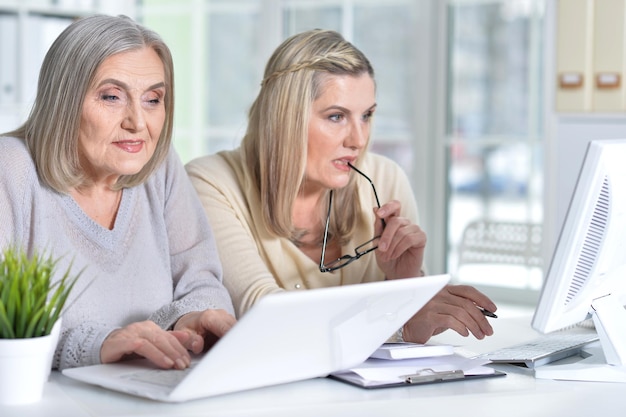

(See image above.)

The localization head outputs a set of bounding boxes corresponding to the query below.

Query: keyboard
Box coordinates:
[481,331,599,368]
[120,360,199,388]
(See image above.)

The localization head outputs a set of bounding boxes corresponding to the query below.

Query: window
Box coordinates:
[445,0,545,303]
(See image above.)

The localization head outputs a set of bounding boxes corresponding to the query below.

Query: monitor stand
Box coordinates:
[534,345,626,382]
[534,295,626,383]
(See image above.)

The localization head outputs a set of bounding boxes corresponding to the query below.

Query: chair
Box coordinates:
[458,220,543,268]
[456,220,543,288]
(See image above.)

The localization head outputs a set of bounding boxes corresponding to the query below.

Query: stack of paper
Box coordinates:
[330,347,502,388]
[370,342,454,360]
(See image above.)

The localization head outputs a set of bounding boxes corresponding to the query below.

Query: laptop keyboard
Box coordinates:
[481,331,599,368]
[122,367,192,388]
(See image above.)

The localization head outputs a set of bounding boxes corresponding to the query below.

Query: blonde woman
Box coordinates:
[186,29,496,343]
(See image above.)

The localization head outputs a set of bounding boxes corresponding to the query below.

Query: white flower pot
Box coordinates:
[0,319,61,405]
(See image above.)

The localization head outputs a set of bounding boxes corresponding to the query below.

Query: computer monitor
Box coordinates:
[532,139,626,381]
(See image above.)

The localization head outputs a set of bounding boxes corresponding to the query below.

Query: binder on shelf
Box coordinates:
[591,0,626,111]
[555,0,593,112]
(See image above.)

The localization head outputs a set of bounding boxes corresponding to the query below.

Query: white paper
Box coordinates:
[333,354,494,385]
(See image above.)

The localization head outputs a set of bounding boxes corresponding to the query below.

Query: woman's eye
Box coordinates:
[363,111,373,121]
[101,94,119,102]
[145,91,164,105]
[329,114,343,122]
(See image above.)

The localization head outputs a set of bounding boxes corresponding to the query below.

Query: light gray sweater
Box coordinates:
[0,136,234,369]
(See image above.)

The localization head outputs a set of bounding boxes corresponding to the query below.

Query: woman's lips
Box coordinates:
[114,140,144,153]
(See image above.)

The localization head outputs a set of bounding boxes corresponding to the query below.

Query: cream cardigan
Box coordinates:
[186,149,419,318]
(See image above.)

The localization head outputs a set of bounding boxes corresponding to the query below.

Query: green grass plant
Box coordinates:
[0,247,80,339]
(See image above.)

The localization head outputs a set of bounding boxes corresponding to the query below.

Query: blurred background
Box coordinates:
[2,0,625,307]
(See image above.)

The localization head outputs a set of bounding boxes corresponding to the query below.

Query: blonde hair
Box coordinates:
[5,15,175,193]
[242,29,375,243]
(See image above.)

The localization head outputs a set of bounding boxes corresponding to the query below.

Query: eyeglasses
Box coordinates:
[319,163,386,273]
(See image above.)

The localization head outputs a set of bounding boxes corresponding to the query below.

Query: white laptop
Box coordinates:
[63,274,449,402]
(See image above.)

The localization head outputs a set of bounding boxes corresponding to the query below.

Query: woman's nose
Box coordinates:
[121,101,146,131]
[345,121,368,149]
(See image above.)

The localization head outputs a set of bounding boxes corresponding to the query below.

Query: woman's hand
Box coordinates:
[401,285,498,343]
[100,309,236,369]
[371,201,496,343]
[172,309,237,354]
[100,320,194,369]
[374,200,427,279]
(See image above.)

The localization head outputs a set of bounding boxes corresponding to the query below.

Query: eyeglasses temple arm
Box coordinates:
[347,162,386,229]
[319,190,334,271]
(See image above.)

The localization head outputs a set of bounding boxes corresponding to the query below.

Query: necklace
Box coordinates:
[71,187,122,230]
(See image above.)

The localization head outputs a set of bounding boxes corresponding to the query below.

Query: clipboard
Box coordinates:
[329,367,505,389]
[328,355,506,389]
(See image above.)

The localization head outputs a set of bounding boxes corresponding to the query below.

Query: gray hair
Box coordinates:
[7,14,175,192]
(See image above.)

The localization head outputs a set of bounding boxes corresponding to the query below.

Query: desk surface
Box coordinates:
[3,307,625,417]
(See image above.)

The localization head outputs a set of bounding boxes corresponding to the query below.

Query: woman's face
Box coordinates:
[78,47,166,186]
[305,73,376,193]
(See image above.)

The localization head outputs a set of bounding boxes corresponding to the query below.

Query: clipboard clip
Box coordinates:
[402,368,465,384]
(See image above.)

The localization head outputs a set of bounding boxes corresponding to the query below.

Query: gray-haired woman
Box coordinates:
[0,14,235,370]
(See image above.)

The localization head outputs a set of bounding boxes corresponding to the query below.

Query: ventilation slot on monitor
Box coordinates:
[566,176,610,304]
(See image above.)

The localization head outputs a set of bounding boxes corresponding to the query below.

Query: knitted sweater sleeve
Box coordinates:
[148,149,235,329]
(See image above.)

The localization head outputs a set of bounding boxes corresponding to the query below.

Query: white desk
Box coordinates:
[3,308,625,417]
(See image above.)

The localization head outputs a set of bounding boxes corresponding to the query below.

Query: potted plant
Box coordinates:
[0,247,80,405]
